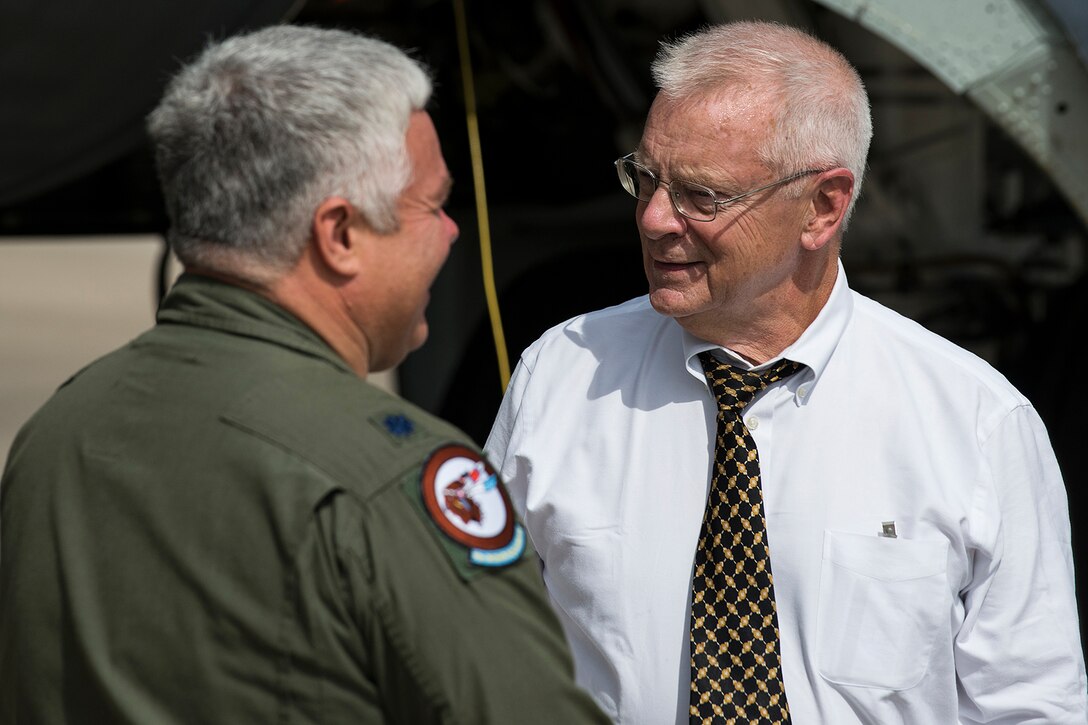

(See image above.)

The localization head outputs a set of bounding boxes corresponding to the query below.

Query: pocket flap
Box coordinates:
[824,529,947,582]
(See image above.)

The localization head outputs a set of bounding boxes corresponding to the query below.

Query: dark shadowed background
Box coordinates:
[2,0,1086,652]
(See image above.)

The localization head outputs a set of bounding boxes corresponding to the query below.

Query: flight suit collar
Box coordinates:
[156,273,354,375]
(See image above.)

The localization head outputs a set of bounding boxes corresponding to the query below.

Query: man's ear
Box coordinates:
[311,196,363,276]
[801,169,854,252]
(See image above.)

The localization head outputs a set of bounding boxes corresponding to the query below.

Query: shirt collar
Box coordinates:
[680,259,853,400]
[156,273,354,375]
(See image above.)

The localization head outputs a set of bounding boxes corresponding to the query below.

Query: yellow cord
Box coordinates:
[452,0,511,392]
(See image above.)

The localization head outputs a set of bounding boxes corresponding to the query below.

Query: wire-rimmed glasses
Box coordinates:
[614,153,824,222]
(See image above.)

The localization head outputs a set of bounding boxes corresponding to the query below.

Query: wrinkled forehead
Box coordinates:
[649,83,778,132]
[639,88,776,171]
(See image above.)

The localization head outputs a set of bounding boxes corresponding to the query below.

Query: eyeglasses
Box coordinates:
[614,153,823,222]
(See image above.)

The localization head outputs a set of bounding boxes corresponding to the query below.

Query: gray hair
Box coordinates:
[651,21,872,226]
[147,24,432,282]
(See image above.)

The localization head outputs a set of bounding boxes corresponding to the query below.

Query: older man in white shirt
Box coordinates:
[485,19,1087,725]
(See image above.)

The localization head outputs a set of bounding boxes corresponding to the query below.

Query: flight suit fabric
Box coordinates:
[0,274,606,725]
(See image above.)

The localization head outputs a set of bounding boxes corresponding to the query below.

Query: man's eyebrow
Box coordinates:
[437,176,454,203]
[635,155,732,191]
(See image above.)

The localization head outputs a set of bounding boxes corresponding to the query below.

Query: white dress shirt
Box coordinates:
[485,263,1087,724]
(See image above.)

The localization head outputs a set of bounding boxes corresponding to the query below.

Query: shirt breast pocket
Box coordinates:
[816,529,949,690]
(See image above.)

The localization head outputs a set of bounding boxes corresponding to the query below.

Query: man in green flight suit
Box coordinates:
[0,24,608,724]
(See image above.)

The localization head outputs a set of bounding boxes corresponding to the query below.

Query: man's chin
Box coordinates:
[408,322,429,355]
[648,288,701,319]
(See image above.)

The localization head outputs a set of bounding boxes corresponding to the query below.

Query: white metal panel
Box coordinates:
[968,42,1088,217]
[811,0,1088,227]
[854,0,1053,93]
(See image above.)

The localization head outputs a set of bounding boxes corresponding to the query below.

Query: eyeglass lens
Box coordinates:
[617,158,717,220]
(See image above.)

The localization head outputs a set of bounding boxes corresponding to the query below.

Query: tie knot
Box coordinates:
[698,351,803,412]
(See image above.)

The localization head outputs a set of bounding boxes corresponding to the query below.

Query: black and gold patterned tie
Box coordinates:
[690,351,803,724]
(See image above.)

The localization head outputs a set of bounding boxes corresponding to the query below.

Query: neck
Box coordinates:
[262,256,371,379]
[681,256,838,364]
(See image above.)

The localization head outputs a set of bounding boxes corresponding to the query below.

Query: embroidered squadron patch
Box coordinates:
[420,444,525,567]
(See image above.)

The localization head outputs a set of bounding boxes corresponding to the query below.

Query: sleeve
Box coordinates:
[955,404,1088,723]
[330,452,609,725]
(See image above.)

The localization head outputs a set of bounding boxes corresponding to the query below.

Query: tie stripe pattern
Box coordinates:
[690,352,802,724]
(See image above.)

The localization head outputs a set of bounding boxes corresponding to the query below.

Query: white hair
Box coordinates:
[652,21,872,226]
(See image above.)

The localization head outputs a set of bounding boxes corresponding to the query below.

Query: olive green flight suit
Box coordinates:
[0,274,608,724]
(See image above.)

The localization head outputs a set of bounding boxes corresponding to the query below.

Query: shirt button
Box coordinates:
[595,693,618,719]
[747,416,760,430]
[797,386,809,399]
